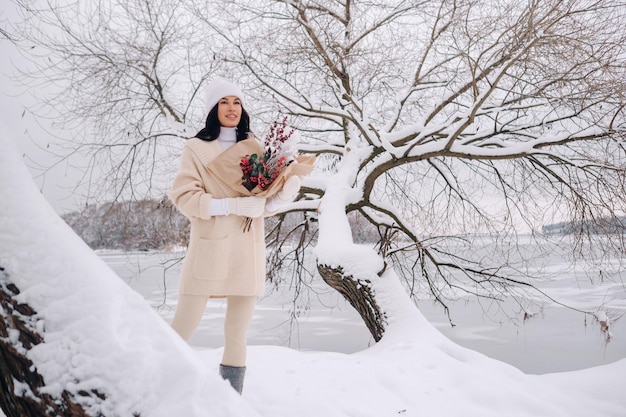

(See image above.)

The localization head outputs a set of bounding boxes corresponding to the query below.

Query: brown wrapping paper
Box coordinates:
[206,138,316,199]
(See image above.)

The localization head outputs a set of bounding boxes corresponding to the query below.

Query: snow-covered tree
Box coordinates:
[198,0,626,339]
[10,0,626,342]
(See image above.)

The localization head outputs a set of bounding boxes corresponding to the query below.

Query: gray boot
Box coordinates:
[219,364,246,394]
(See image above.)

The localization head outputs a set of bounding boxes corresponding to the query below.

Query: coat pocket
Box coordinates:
[193,237,229,280]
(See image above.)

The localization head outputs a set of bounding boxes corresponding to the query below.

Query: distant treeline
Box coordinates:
[62,198,190,251]
[542,216,626,235]
[62,198,382,251]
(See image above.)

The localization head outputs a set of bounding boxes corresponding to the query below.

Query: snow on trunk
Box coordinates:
[313,137,386,340]
[313,137,440,343]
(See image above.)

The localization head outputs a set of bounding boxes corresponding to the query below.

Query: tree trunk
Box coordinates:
[0,266,114,417]
[317,263,386,342]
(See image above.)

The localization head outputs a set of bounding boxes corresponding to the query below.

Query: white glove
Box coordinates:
[279,176,301,201]
[266,176,301,212]
[227,196,267,218]
[208,197,267,218]
[208,198,230,216]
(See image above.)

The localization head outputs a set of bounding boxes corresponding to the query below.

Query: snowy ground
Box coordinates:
[2,129,626,417]
[108,250,626,417]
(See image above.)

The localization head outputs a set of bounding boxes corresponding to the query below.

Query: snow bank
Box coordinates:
[0,125,258,416]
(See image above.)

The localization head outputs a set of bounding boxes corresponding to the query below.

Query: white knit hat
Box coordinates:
[205,77,246,113]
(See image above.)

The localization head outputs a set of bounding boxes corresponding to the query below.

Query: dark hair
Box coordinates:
[195,104,251,142]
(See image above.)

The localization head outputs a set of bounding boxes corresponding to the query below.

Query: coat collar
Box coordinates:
[186,138,223,167]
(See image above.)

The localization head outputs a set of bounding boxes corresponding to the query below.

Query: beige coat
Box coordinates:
[169,138,266,297]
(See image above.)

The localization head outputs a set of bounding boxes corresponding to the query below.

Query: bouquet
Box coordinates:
[240,116,297,191]
[205,115,316,201]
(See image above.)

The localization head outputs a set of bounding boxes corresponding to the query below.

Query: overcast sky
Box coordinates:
[1,2,85,215]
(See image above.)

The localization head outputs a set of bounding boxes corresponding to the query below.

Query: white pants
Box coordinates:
[170,294,257,367]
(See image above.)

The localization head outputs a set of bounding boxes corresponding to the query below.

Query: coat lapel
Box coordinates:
[186,138,223,167]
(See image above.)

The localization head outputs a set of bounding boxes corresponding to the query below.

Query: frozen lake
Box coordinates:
[100,240,626,375]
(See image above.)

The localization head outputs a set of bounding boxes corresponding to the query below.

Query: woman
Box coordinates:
[168,78,300,394]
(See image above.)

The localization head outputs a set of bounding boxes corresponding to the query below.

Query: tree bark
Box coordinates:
[0,266,114,417]
[317,263,386,342]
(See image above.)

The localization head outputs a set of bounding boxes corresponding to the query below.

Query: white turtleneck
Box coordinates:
[208,126,239,216]
[217,127,237,150]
